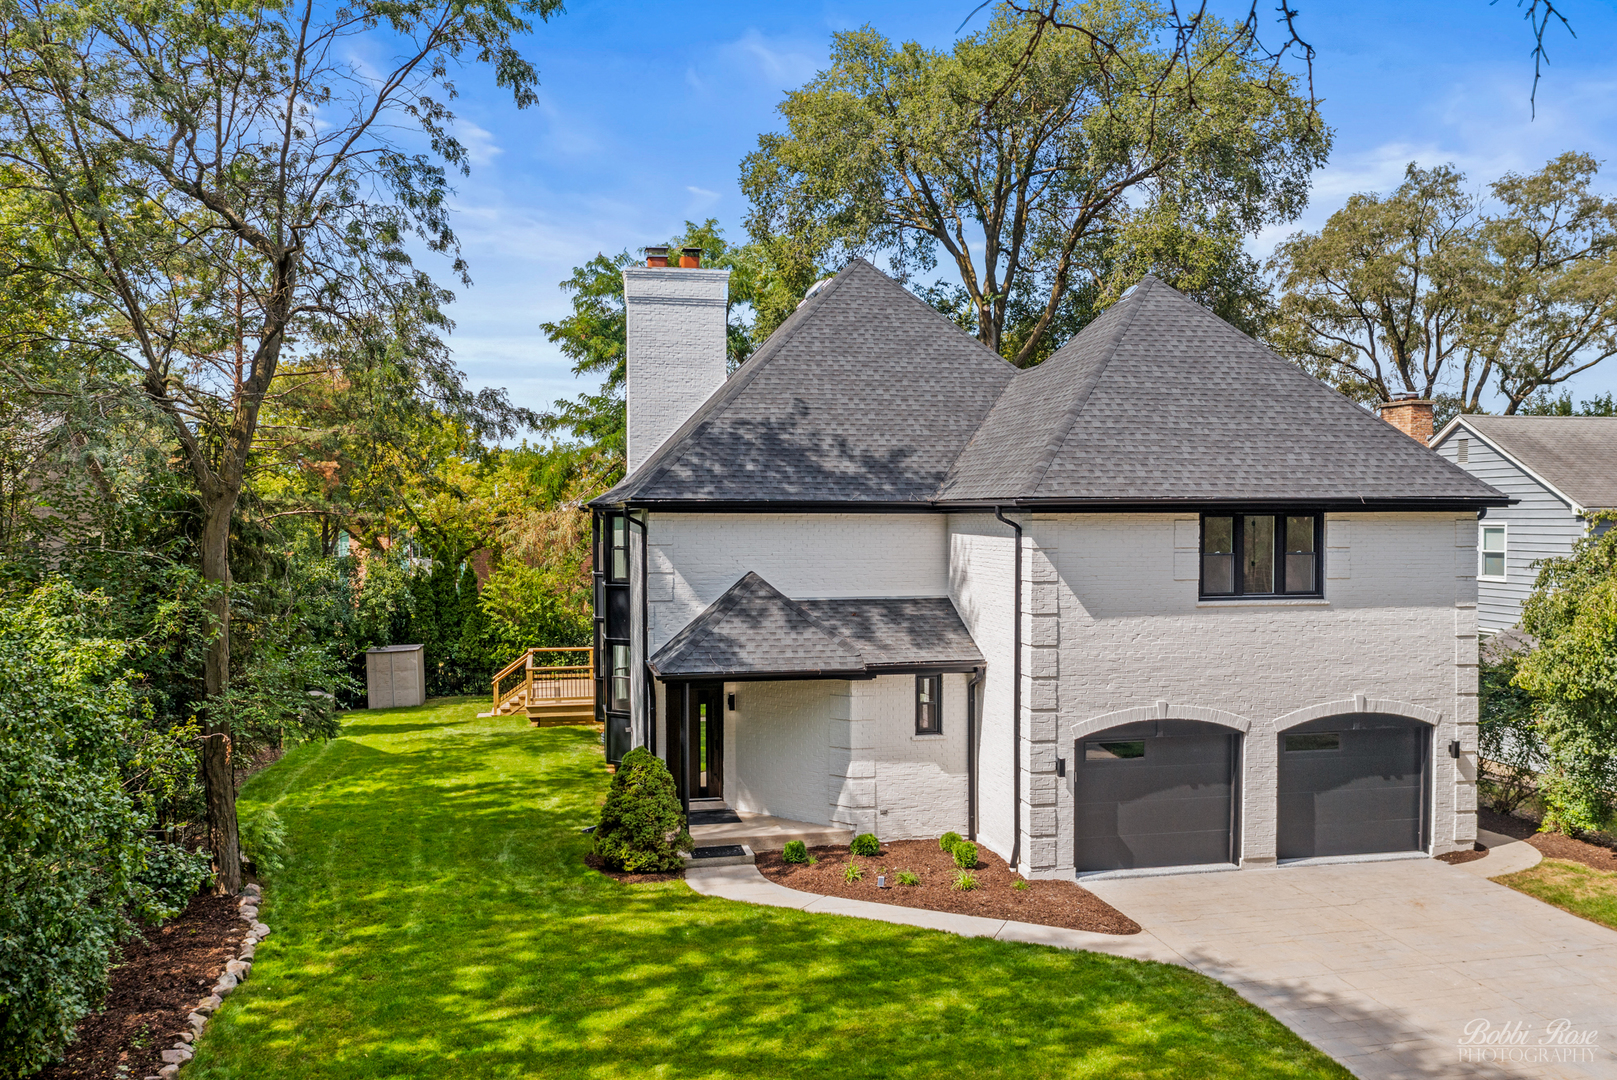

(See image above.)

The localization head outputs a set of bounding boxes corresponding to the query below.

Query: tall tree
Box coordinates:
[1270,153,1617,416]
[0,0,552,892]
[741,2,1329,366]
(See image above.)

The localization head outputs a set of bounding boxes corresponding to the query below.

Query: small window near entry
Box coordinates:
[608,644,631,712]
[608,514,629,582]
[1086,740,1146,761]
[915,674,942,734]
[1480,525,1506,580]
[1201,513,1323,598]
[1285,732,1341,752]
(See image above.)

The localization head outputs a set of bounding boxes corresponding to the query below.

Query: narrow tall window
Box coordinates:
[609,514,629,582]
[1201,513,1322,598]
[915,674,942,734]
[609,644,631,712]
[1480,525,1506,579]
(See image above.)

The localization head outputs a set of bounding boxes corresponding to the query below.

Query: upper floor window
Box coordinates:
[1480,525,1507,580]
[1201,513,1322,598]
[915,674,942,735]
[604,513,629,582]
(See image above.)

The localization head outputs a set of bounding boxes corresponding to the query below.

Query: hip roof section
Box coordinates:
[597,265,1507,510]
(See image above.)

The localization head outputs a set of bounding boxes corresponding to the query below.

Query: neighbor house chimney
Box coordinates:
[1378,393,1435,444]
[622,251,729,475]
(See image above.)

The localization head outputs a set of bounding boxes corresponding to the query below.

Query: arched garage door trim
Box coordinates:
[1071,703,1251,744]
[1274,696,1441,732]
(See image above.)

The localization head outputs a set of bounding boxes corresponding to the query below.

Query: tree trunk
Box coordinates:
[200,490,242,895]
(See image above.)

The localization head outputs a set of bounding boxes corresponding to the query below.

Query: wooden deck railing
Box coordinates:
[492,647,594,714]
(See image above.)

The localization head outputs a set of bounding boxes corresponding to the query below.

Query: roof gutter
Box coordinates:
[595,495,1514,513]
[994,506,1022,874]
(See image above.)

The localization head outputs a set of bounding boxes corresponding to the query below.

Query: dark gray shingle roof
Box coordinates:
[1457,416,1617,510]
[940,276,1506,505]
[648,572,982,679]
[597,259,1016,506]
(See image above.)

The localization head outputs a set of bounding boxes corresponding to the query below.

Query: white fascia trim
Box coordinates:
[1433,417,1584,515]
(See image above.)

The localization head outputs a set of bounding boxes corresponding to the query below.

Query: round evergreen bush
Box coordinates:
[849,832,881,856]
[781,840,809,864]
[950,840,978,869]
[592,748,692,872]
[938,831,962,851]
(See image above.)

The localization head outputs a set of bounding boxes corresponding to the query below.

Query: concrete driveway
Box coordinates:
[1084,853,1617,1080]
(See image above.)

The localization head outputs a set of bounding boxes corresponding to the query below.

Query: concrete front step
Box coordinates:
[681,843,756,869]
[689,813,853,853]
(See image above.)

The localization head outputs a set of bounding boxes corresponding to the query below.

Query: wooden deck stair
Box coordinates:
[481,647,596,727]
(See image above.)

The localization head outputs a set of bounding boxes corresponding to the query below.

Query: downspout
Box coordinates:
[627,510,652,749]
[965,669,977,842]
[994,507,1022,873]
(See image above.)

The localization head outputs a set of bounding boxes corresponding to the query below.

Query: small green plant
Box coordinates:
[952,870,978,891]
[850,832,881,856]
[238,806,289,877]
[1012,879,1031,891]
[781,840,809,864]
[894,870,920,886]
[950,840,978,869]
[807,855,819,865]
[938,831,962,851]
[843,862,865,883]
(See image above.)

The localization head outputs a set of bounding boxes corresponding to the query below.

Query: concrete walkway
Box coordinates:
[689,844,1617,1080]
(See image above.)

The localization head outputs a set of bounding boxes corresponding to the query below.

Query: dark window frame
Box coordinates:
[603,512,630,584]
[1199,512,1324,599]
[914,673,943,735]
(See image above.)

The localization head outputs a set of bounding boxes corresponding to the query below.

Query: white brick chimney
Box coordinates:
[622,247,730,475]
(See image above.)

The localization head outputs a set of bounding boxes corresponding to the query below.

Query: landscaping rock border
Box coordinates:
[146,883,266,1080]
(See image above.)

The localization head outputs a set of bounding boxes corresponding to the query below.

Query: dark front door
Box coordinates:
[1073,720,1240,872]
[666,682,724,803]
[1277,714,1430,860]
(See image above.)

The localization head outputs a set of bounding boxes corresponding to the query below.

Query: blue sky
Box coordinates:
[428,0,1617,422]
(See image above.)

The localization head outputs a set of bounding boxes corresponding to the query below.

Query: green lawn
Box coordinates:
[1498,858,1617,931]
[189,698,1347,1079]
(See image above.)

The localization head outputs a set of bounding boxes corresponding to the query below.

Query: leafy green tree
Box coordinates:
[1270,153,1617,417]
[1513,515,1617,833]
[0,0,554,892]
[741,2,1329,366]
[0,582,208,1078]
[1520,391,1617,416]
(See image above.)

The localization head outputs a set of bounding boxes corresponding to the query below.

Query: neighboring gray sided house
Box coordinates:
[1431,416,1617,634]
[588,255,1508,878]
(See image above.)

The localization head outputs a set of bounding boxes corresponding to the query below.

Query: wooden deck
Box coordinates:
[484,647,596,726]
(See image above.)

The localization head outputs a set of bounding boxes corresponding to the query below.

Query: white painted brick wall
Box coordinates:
[623,267,729,475]
[726,680,833,824]
[644,512,949,653]
[948,514,1017,858]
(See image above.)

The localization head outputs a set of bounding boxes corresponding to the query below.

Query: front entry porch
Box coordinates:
[687,804,853,853]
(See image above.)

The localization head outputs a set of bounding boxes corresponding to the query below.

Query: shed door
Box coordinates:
[1277,714,1430,860]
[1073,720,1239,872]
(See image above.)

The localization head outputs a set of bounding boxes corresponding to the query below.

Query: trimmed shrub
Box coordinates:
[781,840,809,864]
[950,841,978,869]
[592,748,692,872]
[850,832,880,856]
[938,831,962,851]
[952,870,979,891]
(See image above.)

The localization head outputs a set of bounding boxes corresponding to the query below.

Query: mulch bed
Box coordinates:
[39,891,247,1080]
[1436,842,1488,865]
[1480,808,1617,873]
[756,839,1140,935]
[583,852,683,883]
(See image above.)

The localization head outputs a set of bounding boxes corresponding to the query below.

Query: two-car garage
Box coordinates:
[1072,715,1433,872]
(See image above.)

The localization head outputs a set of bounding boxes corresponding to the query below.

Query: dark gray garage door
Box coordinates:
[1277,714,1430,860]
[1073,720,1239,872]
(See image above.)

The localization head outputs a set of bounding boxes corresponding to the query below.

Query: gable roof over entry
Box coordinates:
[595,264,1507,511]
[648,571,982,680]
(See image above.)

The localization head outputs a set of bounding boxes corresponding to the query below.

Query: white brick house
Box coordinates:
[589,257,1507,877]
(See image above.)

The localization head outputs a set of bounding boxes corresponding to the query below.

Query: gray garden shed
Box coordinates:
[365,644,426,709]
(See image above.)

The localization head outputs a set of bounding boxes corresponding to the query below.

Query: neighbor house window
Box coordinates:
[1480,525,1507,580]
[1201,513,1322,597]
[915,674,942,734]
[608,644,631,712]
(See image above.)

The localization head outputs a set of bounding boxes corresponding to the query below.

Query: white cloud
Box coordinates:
[455,119,503,167]
[722,28,820,89]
